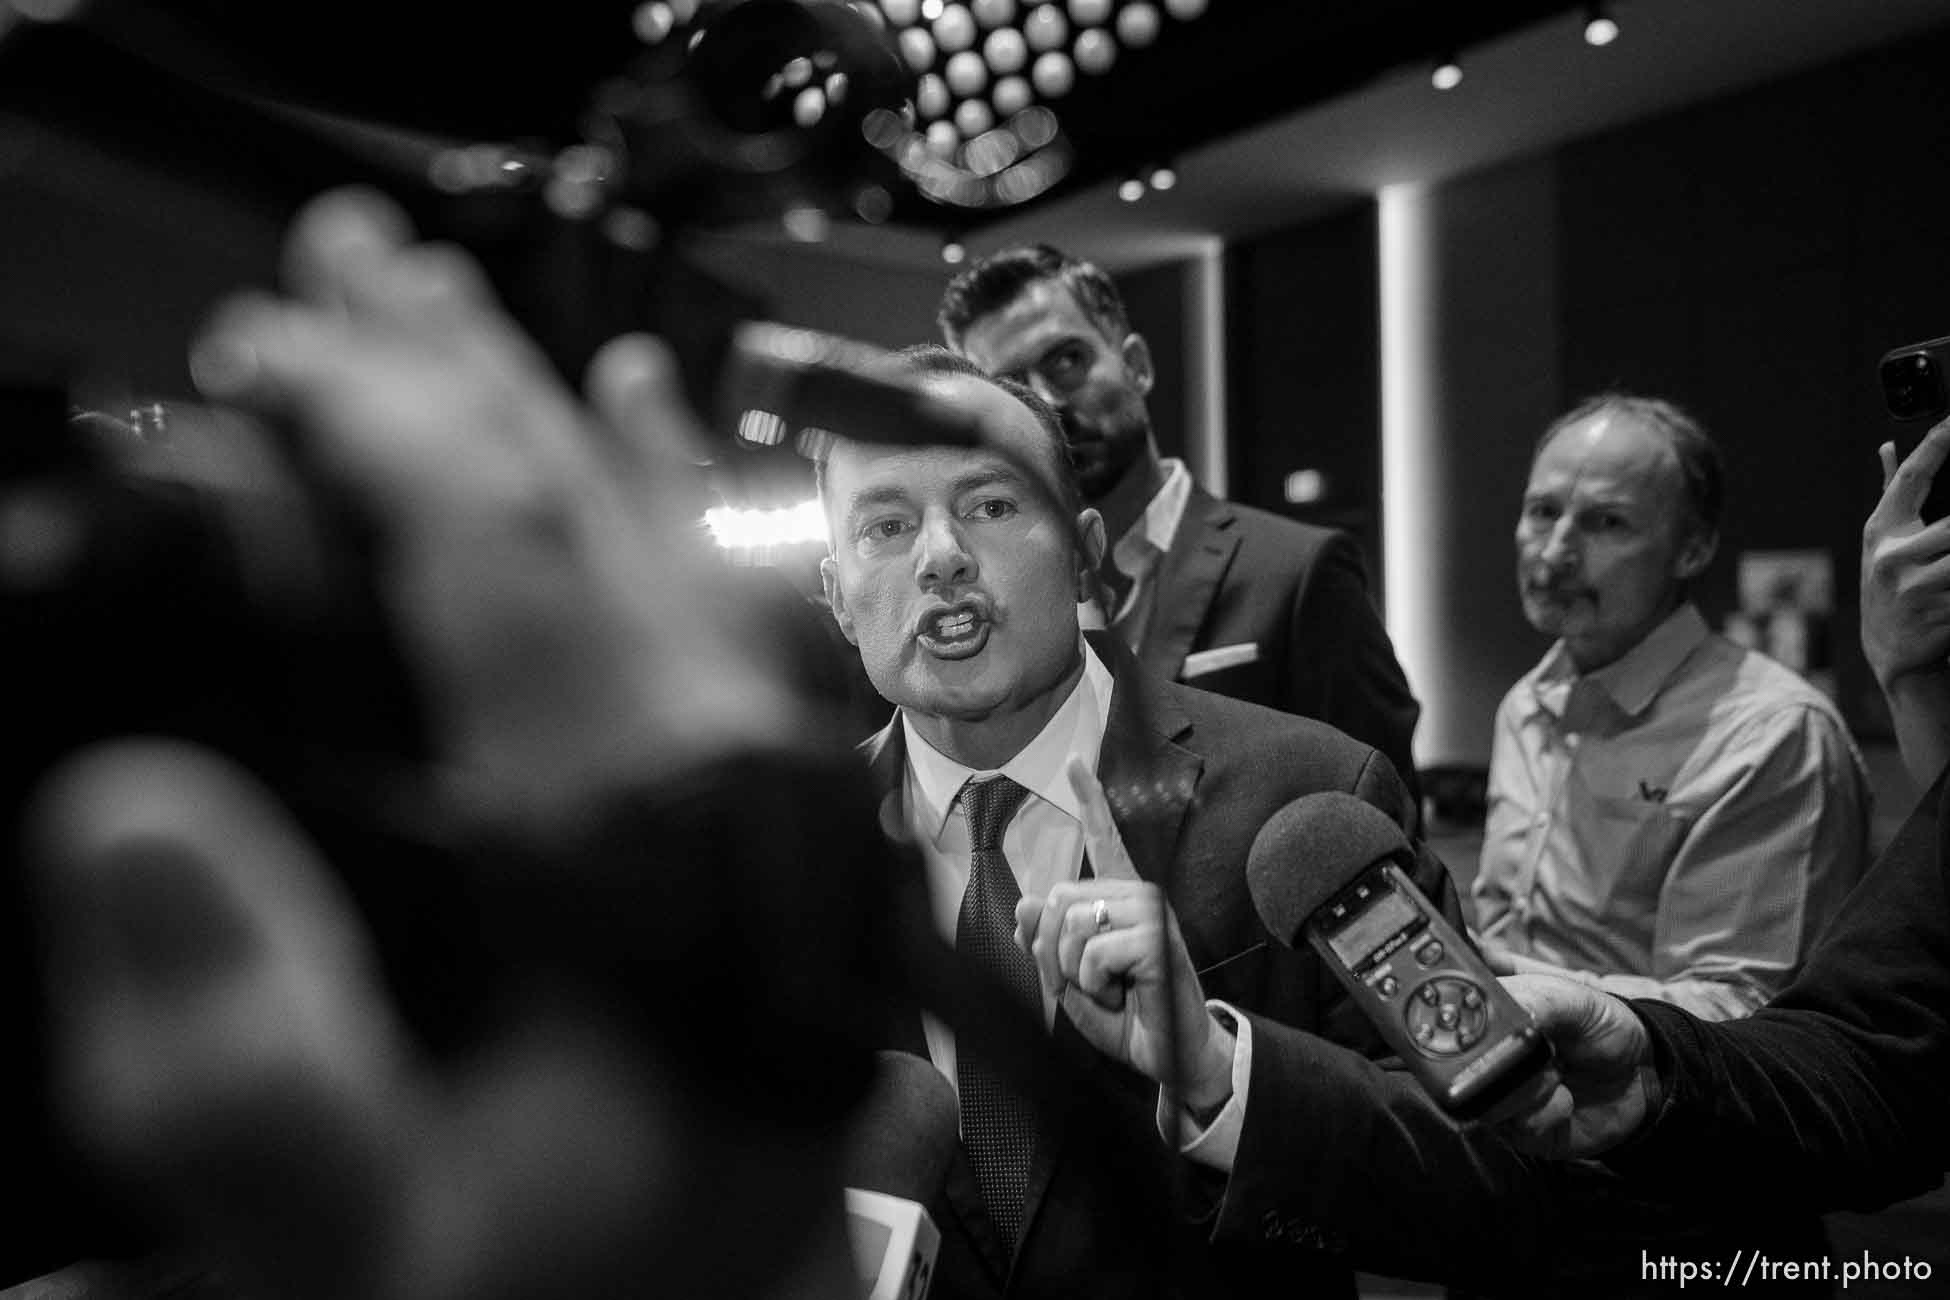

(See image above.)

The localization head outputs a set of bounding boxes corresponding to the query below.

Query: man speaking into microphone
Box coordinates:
[815,345,1456,1299]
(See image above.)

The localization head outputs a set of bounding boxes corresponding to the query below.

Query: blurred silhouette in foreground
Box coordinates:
[21,187,910,1300]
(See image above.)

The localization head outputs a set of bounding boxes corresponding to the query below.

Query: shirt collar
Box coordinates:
[1530,603,1710,719]
[899,638,1116,842]
[1111,458,1192,579]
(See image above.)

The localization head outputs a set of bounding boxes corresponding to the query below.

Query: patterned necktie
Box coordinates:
[955,775,1040,1250]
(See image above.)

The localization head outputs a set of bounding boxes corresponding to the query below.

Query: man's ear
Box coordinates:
[1675,529,1718,580]
[1075,508,1107,597]
[818,556,858,645]
[1120,333,1155,397]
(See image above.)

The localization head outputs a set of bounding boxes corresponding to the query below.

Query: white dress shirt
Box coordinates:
[1080,457,1193,643]
[902,636,1254,1167]
[903,640,1116,1088]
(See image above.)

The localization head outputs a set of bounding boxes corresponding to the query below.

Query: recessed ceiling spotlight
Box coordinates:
[1074,27,1117,75]
[1023,4,1067,51]
[1584,4,1619,46]
[1431,56,1462,91]
[1116,2,1160,47]
[631,2,675,44]
[933,2,976,50]
[992,73,1031,115]
[984,25,1028,73]
[1031,49,1075,97]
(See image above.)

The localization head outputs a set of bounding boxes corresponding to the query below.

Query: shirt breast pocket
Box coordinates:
[1568,787,1689,913]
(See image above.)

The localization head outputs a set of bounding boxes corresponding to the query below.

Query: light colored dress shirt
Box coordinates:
[1474,603,1870,1019]
[1082,458,1193,644]
[1154,1002,1253,1171]
[904,640,1117,1089]
[901,636,1253,1164]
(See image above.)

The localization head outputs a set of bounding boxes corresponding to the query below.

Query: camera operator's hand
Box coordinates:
[1863,416,1950,788]
[1492,974,1658,1160]
[1013,759,1236,1116]
[28,188,864,1300]
[191,186,800,825]
[32,740,856,1300]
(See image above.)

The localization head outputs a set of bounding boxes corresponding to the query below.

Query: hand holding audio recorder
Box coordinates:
[1247,792,1552,1119]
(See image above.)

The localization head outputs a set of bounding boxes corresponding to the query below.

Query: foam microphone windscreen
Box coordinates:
[841,1050,962,1206]
[1247,791,1412,946]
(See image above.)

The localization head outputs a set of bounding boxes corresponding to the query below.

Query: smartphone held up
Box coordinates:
[1879,333,1950,524]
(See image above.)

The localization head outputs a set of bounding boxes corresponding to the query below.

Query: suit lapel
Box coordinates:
[1094,633,1203,887]
[1139,488,1240,684]
[1013,635,1203,1259]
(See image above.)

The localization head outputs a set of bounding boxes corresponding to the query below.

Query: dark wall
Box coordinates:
[1225,202,1383,578]
[1222,24,1950,764]
[1419,157,1565,764]
[0,130,284,404]
[1555,27,1950,739]
[1115,259,1190,466]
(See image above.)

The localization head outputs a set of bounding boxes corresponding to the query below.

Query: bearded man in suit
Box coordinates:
[939,244,1422,815]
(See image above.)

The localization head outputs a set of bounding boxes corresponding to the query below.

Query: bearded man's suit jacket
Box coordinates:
[863,632,1461,1299]
[1136,487,1423,819]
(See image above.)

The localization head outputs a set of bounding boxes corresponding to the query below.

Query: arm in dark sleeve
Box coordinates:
[1287,532,1424,820]
[1610,770,1950,1213]
[1209,1017,1790,1290]
[1212,1013,1550,1281]
[1207,748,1601,1284]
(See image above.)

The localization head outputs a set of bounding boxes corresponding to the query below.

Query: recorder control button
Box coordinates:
[1404,976,1493,1059]
[1415,939,1444,966]
[1376,975,1400,998]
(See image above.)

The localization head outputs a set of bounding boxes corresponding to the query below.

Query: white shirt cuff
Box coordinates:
[1154,999,1252,1173]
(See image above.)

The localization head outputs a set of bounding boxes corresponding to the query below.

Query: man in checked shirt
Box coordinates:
[1475,393,1870,1018]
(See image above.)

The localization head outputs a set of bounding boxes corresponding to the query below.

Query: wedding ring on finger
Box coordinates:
[1092,898,1111,932]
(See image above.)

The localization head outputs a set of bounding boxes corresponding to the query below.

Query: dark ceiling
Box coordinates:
[3,0,1582,235]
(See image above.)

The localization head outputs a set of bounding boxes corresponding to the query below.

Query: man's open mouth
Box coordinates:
[917,605,991,658]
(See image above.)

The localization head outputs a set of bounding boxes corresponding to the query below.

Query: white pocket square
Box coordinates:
[1182,642,1259,679]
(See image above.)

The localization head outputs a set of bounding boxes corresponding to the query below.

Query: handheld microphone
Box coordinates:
[839,1051,957,1300]
[1247,792,1550,1119]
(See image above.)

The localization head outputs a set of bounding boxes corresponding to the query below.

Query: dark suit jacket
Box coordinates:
[1138,487,1423,816]
[1613,766,1950,1212]
[865,632,1461,1299]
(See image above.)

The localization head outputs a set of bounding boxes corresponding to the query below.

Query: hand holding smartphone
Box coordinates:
[1879,333,1950,523]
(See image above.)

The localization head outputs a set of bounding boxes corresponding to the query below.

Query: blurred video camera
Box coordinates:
[0,0,937,1281]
